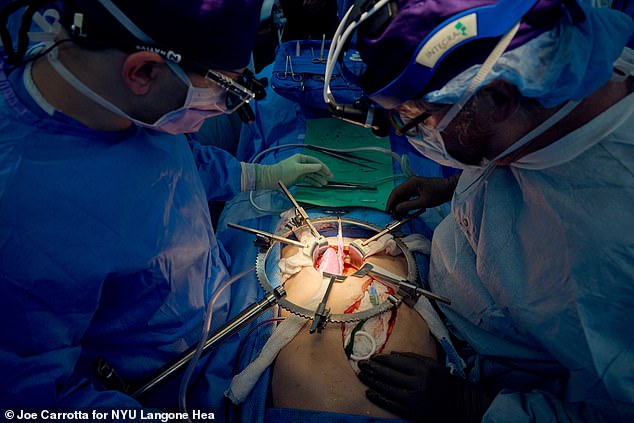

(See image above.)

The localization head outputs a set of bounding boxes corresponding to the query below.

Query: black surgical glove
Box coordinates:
[386,174,460,219]
[357,351,495,423]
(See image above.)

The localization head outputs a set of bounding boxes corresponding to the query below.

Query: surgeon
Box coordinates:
[323,0,634,422]
[0,0,333,415]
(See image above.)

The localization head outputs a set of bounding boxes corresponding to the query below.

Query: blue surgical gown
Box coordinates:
[0,62,245,411]
[429,92,634,422]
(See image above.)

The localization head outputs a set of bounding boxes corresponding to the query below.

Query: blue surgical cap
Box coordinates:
[423,4,634,107]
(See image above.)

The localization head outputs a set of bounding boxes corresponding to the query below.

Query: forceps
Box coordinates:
[296,181,378,191]
[321,148,383,164]
[304,146,381,170]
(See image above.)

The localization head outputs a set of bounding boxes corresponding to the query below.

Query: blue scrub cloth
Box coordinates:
[0,59,246,415]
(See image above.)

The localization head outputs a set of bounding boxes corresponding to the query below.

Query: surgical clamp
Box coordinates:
[278,55,302,81]
[311,34,327,64]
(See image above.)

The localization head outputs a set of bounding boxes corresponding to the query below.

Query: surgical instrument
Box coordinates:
[361,209,425,246]
[303,145,383,164]
[130,287,285,398]
[296,181,378,191]
[278,55,302,81]
[312,34,327,64]
[227,223,306,248]
[278,180,321,238]
[310,272,346,333]
[306,147,379,170]
[352,262,451,305]
[308,145,383,164]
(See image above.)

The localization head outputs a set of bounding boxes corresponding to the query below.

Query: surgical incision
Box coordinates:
[271,224,436,416]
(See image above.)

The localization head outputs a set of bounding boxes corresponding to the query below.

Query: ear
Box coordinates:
[480,79,518,122]
[121,51,164,95]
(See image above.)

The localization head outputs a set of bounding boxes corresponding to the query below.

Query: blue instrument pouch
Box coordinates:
[270,39,364,111]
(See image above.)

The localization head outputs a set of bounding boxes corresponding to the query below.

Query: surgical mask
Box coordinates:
[408,127,473,170]
[46,45,231,134]
[408,100,579,170]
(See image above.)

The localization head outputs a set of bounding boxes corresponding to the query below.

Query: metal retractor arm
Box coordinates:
[227,223,306,248]
[353,263,451,306]
[277,180,321,238]
[309,273,346,334]
[130,286,286,399]
[360,209,425,246]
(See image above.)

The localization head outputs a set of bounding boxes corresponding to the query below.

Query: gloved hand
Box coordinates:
[255,153,333,190]
[386,174,460,219]
[357,351,495,423]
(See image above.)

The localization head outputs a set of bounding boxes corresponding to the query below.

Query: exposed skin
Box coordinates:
[29,30,243,132]
[387,76,633,217]
[271,237,438,418]
[400,78,633,165]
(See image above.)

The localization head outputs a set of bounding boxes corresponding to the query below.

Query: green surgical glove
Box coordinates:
[255,154,333,190]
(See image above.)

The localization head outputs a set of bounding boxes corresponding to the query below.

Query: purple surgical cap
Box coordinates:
[61,0,264,70]
[356,0,567,99]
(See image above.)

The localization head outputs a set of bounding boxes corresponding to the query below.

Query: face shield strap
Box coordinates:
[323,0,394,137]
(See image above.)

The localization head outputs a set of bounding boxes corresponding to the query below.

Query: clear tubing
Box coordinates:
[249,143,405,169]
[323,0,391,105]
[178,265,256,420]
